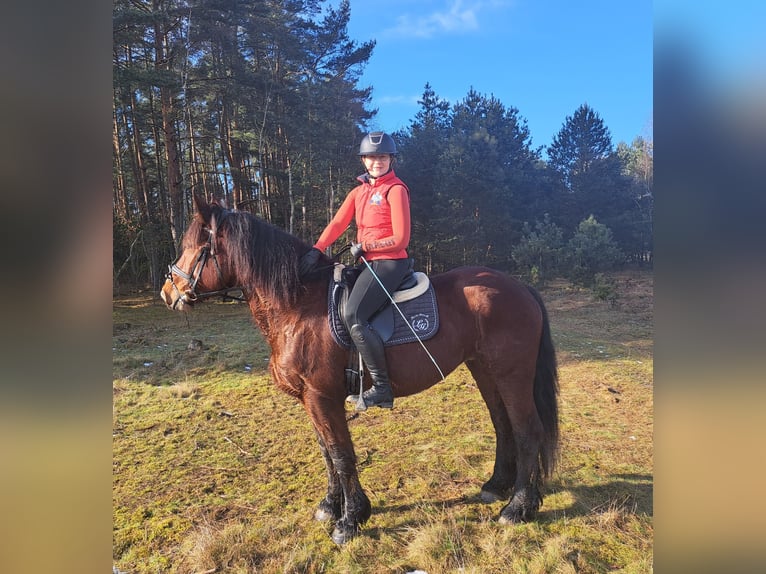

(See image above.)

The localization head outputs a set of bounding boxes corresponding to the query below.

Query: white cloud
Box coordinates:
[385,0,484,39]
[377,94,422,106]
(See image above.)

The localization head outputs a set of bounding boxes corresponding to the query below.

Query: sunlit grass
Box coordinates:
[113,270,653,573]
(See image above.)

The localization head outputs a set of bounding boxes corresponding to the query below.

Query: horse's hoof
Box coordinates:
[331,524,358,545]
[314,499,341,522]
[498,502,536,524]
[498,508,524,525]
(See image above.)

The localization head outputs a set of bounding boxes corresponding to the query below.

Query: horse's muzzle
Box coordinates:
[160,279,190,311]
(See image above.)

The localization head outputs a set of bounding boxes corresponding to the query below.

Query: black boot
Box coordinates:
[349,324,394,410]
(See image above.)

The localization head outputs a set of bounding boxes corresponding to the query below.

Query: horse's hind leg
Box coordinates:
[466,359,516,503]
[496,371,546,523]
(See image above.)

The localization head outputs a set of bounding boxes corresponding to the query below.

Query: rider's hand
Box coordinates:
[350,242,365,262]
[298,247,322,276]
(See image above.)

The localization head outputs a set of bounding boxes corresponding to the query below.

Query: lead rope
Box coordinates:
[359,255,446,383]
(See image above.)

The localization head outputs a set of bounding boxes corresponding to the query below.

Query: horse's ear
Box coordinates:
[193,193,212,224]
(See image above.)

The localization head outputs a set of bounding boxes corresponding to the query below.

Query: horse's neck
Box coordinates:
[244,289,295,342]
[245,281,325,344]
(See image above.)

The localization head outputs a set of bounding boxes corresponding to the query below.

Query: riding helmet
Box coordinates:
[358,131,397,156]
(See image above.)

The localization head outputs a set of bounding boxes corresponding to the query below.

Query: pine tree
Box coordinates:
[547,103,613,191]
[565,215,624,285]
[511,214,565,286]
[617,137,654,264]
[396,84,451,272]
[112,0,375,286]
[442,88,538,269]
[547,103,637,258]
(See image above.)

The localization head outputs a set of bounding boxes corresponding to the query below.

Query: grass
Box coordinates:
[113,270,653,573]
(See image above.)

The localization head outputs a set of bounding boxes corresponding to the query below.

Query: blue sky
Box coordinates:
[345,0,653,150]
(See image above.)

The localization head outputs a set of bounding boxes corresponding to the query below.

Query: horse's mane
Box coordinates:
[193,205,329,305]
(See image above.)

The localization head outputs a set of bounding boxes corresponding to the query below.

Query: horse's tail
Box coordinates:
[528,286,560,479]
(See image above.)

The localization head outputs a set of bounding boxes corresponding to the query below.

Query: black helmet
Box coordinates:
[359,131,397,156]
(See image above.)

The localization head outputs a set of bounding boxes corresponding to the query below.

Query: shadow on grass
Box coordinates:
[541,473,653,519]
[368,472,652,532]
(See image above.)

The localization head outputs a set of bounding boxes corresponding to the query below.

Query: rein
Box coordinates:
[323,244,352,271]
[169,224,353,308]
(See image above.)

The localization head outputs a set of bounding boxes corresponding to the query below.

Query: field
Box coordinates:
[113,270,653,573]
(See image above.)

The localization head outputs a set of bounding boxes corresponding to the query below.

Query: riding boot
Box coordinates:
[349,324,394,409]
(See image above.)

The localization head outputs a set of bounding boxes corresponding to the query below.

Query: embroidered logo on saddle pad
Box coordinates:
[327,269,439,349]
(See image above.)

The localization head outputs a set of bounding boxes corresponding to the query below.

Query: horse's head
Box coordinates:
[161,195,237,311]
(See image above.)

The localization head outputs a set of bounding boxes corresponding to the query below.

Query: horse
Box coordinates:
[161,194,559,545]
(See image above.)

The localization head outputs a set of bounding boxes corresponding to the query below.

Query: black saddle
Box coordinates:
[327,262,439,349]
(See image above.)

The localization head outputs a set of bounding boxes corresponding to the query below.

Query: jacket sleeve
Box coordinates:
[363,184,411,253]
[313,188,357,251]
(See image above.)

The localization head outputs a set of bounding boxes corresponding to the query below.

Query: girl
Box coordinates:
[301,132,411,409]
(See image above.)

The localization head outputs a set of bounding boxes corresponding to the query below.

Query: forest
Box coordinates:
[113,0,653,291]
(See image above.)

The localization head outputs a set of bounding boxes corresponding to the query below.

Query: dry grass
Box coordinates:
[113,270,653,573]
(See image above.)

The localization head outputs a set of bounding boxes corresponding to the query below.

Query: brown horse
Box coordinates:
[161,195,559,544]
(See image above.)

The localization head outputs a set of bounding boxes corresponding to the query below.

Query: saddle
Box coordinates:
[327,262,439,349]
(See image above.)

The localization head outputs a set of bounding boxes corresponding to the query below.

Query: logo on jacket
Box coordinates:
[370,191,383,205]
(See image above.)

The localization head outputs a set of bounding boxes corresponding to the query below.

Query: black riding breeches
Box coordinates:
[342,258,411,328]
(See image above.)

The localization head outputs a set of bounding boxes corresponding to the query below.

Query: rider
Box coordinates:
[300,131,411,409]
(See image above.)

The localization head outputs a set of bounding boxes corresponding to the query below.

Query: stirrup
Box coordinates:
[344,393,369,412]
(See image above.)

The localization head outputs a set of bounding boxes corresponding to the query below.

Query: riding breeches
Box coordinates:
[342,258,411,329]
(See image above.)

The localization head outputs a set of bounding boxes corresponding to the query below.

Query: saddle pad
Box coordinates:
[328,281,440,349]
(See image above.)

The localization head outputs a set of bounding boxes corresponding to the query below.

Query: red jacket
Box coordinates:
[314,169,410,261]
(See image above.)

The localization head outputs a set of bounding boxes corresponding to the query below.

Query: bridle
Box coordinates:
[166,224,244,309]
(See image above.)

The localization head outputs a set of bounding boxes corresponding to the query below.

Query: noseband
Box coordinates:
[166,225,243,308]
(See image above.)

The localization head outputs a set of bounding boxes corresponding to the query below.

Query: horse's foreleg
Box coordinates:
[328,445,371,545]
[314,432,343,522]
[304,394,371,544]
